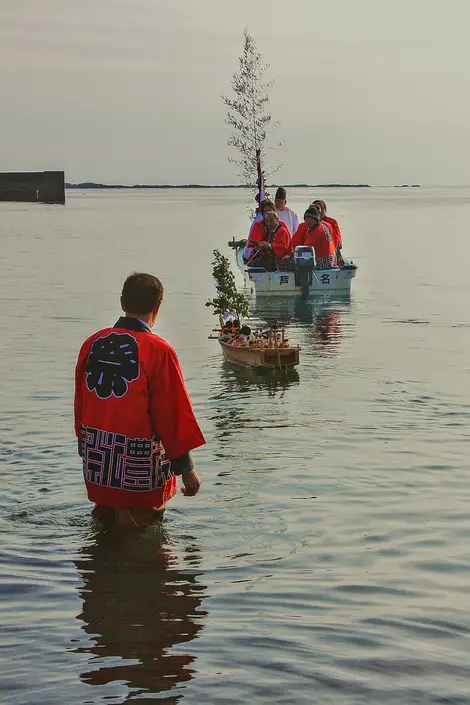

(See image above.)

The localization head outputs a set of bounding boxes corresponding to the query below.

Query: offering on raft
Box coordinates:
[215,316,300,369]
[220,320,287,349]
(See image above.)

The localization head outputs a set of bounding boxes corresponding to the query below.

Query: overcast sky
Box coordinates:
[1,0,470,185]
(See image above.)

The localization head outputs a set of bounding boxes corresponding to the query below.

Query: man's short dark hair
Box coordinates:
[121,273,164,314]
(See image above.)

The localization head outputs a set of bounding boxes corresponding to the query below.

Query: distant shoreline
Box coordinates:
[65,182,376,190]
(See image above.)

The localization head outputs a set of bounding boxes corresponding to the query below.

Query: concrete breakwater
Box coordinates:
[0,171,65,204]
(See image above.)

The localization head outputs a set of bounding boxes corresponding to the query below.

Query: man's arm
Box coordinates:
[245,221,262,258]
[291,224,304,250]
[149,345,205,461]
[291,210,299,236]
[149,345,205,496]
[74,339,92,454]
[272,226,291,259]
[334,220,343,249]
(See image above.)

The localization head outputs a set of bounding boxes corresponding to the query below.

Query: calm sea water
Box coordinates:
[1,187,470,704]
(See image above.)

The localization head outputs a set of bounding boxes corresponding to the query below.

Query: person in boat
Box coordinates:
[248,207,262,236]
[311,199,344,266]
[248,194,275,236]
[245,199,275,260]
[245,210,291,271]
[247,198,275,240]
[291,205,337,270]
[248,210,291,269]
[74,272,205,528]
[275,187,299,237]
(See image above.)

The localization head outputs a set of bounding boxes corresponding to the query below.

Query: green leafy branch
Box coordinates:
[205,249,249,321]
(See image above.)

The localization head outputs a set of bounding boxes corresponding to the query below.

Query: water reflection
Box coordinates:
[251,293,351,324]
[308,307,344,354]
[207,362,300,468]
[73,528,207,702]
[251,294,354,357]
[218,361,300,395]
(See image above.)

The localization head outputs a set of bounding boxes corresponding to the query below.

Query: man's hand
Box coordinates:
[181,470,201,497]
[258,241,270,253]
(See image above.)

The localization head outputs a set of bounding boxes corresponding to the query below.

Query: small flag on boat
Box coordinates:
[221,311,239,323]
[256,149,266,204]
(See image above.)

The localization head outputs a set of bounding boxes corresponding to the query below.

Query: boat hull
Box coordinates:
[232,242,357,296]
[219,340,300,369]
[243,266,357,295]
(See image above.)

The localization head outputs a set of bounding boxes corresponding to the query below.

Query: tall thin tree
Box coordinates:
[223,29,282,205]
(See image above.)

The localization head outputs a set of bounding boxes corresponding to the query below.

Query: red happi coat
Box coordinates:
[247,220,291,259]
[291,221,336,259]
[74,317,205,508]
[324,216,343,249]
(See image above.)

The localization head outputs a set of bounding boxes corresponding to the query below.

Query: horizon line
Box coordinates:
[65,182,427,189]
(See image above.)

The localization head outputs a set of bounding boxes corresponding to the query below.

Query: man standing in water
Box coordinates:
[74,272,205,527]
[274,187,299,237]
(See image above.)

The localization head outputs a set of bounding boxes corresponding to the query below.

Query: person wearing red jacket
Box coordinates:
[291,205,337,270]
[312,199,344,265]
[74,272,205,527]
[245,199,276,260]
[246,211,291,270]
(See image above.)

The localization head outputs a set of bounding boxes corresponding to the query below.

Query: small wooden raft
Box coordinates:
[211,322,300,370]
[218,338,300,369]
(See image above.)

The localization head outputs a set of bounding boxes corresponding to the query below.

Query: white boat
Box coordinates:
[229,239,358,296]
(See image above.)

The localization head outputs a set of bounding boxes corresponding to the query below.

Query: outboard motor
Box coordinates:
[294,246,315,298]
